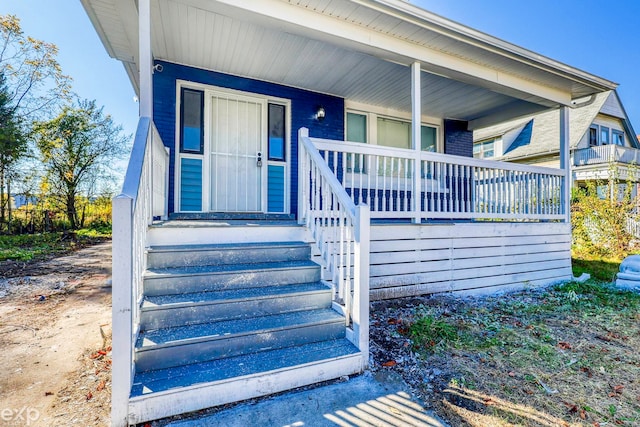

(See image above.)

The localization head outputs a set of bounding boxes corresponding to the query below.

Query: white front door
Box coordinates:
[209,93,266,212]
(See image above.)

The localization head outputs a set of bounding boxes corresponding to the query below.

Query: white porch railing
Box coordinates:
[627,217,640,238]
[112,117,169,425]
[574,145,640,166]
[311,138,565,221]
[298,128,369,359]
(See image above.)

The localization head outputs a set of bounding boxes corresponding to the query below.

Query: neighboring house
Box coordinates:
[80,1,618,425]
[474,90,640,199]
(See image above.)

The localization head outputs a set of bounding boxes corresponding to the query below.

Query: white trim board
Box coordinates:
[173,80,292,214]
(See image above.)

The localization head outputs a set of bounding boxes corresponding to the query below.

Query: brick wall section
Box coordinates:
[444,119,473,158]
[153,60,345,215]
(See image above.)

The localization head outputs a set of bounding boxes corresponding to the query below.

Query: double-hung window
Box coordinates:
[473,138,495,159]
[345,111,439,173]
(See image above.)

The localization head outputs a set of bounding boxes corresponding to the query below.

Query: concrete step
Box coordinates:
[135,309,346,372]
[139,282,332,330]
[143,260,321,296]
[147,241,311,269]
[131,338,360,398]
[128,340,365,425]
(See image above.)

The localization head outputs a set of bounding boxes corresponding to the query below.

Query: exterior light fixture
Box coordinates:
[316,106,325,121]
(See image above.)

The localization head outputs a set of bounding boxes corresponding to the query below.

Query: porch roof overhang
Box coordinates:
[81,0,617,129]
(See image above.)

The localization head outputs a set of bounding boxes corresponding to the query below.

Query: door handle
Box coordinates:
[257,152,263,167]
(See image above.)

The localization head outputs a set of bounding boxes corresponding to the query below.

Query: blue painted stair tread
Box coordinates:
[142,282,329,307]
[616,255,640,290]
[145,259,319,278]
[136,308,344,348]
[130,338,359,397]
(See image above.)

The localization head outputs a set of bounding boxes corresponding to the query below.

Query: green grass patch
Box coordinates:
[409,314,460,350]
[572,256,621,282]
[0,226,111,262]
[405,279,640,426]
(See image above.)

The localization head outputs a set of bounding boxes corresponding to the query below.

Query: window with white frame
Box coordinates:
[346,111,439,151]
[473,138,496,159]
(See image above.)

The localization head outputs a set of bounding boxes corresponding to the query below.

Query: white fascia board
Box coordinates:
[187,0,572,106]
[365,0,617,92]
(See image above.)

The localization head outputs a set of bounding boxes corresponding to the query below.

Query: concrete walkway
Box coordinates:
[165,371,447,427]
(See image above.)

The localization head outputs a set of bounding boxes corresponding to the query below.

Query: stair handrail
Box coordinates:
[112,116,169,426]
[298,128,370,361]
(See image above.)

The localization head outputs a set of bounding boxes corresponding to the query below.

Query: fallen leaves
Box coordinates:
[558,341,572,350]
[382,360,397,367]
[581,366,594,378]
[609,384,624,397]
[563,402,588,420]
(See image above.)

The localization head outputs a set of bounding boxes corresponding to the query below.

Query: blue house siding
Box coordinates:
[444,119,473,158]
[153,61,344,216]
[267,165,286,213]
[179,158,203,211]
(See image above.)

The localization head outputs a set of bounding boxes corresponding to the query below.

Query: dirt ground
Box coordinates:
[0,242,112,427]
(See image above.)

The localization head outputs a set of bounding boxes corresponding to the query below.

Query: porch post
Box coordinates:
[559,106,571,222]
[411,62,421,224]
[139,0,153,118]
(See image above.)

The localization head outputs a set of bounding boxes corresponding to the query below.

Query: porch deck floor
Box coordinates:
[152,219,301,228]
[151,218,480,228]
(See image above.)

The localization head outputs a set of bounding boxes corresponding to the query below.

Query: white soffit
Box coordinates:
[81,0,617,121]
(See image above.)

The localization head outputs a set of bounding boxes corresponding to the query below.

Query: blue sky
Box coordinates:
[2,0,639,143]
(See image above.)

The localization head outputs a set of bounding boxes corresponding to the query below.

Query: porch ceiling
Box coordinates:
[81,0,618,127]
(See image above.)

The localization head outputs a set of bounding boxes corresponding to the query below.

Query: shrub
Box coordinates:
[571,175,636,260]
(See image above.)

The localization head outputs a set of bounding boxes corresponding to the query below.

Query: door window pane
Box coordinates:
[180,88,204,153]
[268,103,285,161]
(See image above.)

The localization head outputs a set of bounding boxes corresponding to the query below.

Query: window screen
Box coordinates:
[377,117,411,149]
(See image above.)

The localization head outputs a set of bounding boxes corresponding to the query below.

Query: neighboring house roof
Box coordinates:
[474,90,640,161]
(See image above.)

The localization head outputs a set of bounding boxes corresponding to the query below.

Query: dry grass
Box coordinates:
[371,275,640,426]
